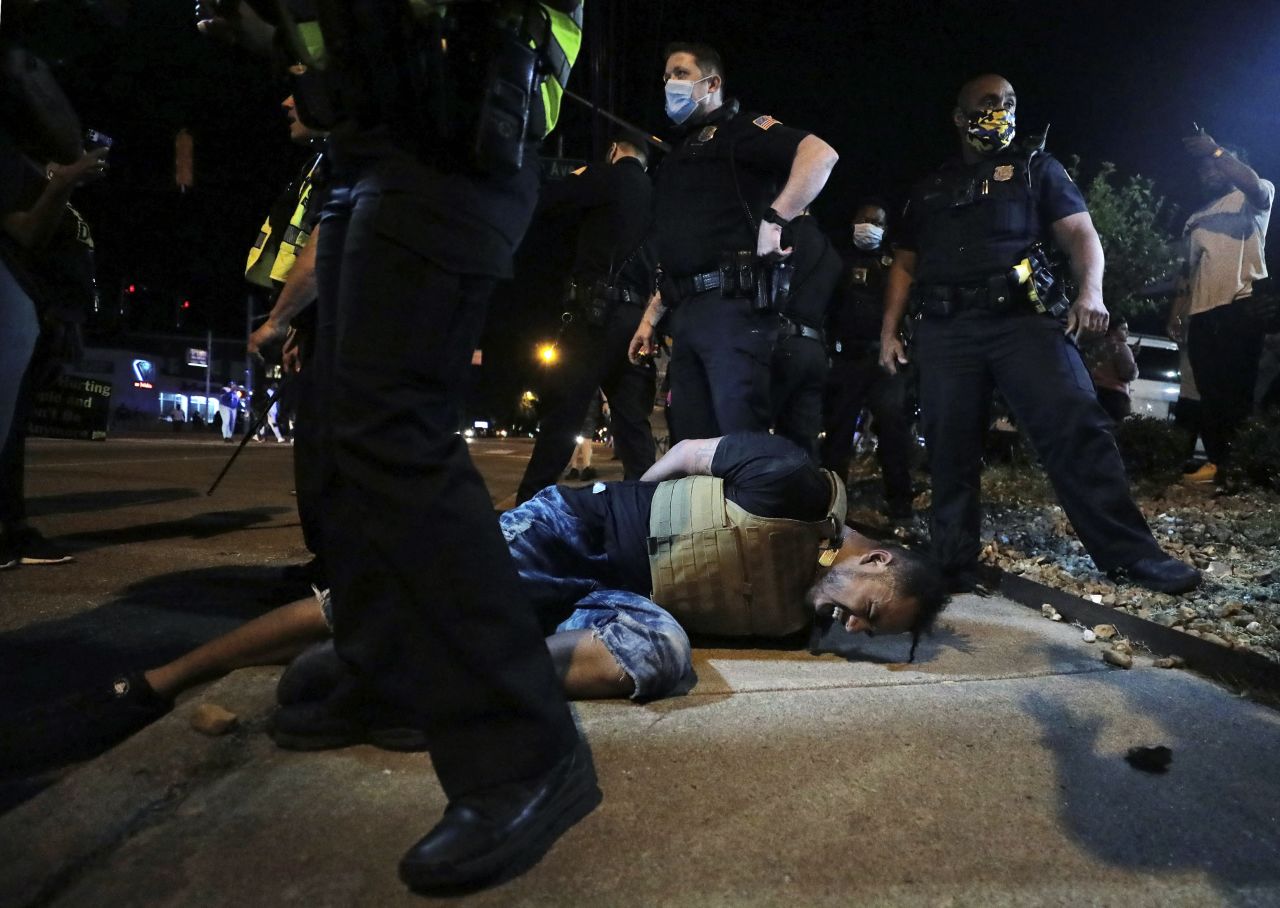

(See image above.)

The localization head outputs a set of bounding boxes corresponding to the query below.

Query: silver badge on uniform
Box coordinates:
[993,164,1015,182]
[696,125,718,143]
[852,267,869,286]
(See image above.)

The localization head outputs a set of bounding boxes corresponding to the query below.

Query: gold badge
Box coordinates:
[697,125,718,143]
[993,164,1015,182]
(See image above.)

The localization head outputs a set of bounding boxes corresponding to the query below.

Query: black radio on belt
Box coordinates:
[566,280,634,328]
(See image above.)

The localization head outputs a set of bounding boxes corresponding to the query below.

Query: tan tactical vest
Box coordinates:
[647,471,847,637]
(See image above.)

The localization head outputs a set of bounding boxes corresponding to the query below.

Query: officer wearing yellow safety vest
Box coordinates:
[243,92,328,586]
[197,0,590,894]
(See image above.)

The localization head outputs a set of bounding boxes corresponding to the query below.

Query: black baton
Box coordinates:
[206,395,275,496]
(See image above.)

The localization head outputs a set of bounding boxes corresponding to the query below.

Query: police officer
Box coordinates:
[629,42,839,441]
[201,0,597,893]
[243,93,327,583]
[821,201,915,522]
[515,135,656,504]
[879,74,1199,595]
[768,211,842,457]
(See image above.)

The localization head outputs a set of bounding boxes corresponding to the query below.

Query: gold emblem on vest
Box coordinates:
[993,164,1015,182]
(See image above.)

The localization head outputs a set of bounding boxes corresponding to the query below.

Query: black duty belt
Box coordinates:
[915,273,1016,318]
[668,269,722,301]
[778,314,823,343]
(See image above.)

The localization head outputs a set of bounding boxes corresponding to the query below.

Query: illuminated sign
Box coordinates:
[132,359,156,383]
[187,348,209,368]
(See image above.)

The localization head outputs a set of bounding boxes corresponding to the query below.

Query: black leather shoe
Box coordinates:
[398,740,601,893]
[1112,556,1201,594]
[276,640,349,706]
[269,681,429,752]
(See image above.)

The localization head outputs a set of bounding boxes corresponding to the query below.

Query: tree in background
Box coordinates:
[1072,160,1182,321]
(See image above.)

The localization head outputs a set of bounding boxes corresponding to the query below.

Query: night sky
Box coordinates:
[9,0,1280,412]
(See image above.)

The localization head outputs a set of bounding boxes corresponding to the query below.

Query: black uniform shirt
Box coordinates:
[778,214,843,330]
[651,100,809,278]
[897,150,1086,285]
[829,245,894,350]
[559,432,831,595]
[536,157,652,288]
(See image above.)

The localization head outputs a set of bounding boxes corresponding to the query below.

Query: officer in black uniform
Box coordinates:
[821,201,915,522]
[244,93,328,584]
[199,0,599,894]
[629,42,839,442]
[768,212,842,457]
[515,135,656,504]
[880,74,1199,594]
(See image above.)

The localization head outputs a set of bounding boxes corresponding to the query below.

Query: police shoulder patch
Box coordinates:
[752,115,781,130]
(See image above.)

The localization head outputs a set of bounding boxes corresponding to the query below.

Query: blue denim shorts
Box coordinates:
[500,487,693,700]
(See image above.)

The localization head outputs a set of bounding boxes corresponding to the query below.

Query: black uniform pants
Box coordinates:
[286,340,324,562]
[516,300,656,504]
[913,311,1163,575]
[820,350,914,515]
[1188,300,1263,466]
[668,291,776,441]
[770,333,826,458]
[0,366,33,532]
[313,173,577,801]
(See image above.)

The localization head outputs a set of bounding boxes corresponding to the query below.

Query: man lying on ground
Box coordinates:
[9,433,948,766]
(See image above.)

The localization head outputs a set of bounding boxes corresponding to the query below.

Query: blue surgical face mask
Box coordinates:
[664,75,713,125]
[852,223,884,251]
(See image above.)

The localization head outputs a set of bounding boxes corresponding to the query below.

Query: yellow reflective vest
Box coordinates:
[245,153,323,289]
[647,472,848,638]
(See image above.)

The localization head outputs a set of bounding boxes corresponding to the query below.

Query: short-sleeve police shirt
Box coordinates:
[651,101,808,278]
[896,150,1086,285]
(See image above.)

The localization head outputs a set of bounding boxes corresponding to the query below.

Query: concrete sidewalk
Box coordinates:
[5,593,1280,907]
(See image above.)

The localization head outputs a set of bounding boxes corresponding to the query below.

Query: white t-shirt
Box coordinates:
[1185,179,1275,316]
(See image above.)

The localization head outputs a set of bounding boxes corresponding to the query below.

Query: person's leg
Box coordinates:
[667,301,719,441]
[700,298,776,434]
[516,326,603,503]
[146,596,330,699]
[991,316,1164,571]
[1188,306,1233,465]
[1216,302,1265,459]
[913,317,993,576]
[599,306,656,480]
[290,350,326,569]
[770,336,826,458]
[820,354,876,481]
[553,589,693,701]
[866,368,915,518]
[218,405,232,439]
[320,182,578,800]
[0,261,39,449]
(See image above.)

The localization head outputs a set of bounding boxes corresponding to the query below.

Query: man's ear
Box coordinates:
[952,107,967,130]
[859,549,895,566]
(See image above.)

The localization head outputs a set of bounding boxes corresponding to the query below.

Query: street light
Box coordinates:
[536,342,560,366]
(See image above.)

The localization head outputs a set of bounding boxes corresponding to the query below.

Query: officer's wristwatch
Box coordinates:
[762,207,791,228]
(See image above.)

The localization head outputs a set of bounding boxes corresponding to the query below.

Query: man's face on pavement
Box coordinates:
[805,551,919,637]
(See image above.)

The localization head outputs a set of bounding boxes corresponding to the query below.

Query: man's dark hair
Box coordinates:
[885,544,950,661]
[664,42,724,80]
